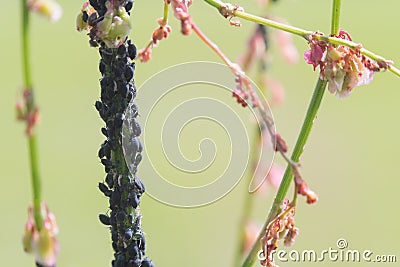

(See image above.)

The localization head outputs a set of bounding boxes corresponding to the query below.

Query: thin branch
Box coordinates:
[21,0,43,231]
[203,0,400,77]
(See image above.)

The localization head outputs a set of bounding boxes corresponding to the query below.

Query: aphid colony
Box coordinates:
[78,1,155,266]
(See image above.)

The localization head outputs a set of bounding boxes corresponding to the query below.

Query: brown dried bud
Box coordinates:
[274,134,288,153]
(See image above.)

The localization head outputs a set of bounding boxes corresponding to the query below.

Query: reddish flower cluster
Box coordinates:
[169,0,193,35]
[293,168,318,204]
[274,134,288,153]
[304,30,381,97]
[260,199,299,267]
[16,89,40,136]
[22,202,59,266]
[232,89,249,107]
[137,17,172,63]
[232,74,261,108]
[152,18,172,45]
[303,31,327,71]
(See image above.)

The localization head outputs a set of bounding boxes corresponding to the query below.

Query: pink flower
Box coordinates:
[28,0,62,22]
[303,32,326,70]
[304,30,380,97]
[170,0,193,35]
[324,45,375,97]
[23,202,59,266]
[323,30,378,97]
[137,48,153,63]
[152,18,172,45]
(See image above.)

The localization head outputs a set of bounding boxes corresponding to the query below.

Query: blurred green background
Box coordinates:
[1,0,399,266]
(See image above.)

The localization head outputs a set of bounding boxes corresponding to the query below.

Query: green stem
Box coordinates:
[21,0,43,230]
[241,78,327,267]
[29,136,43,230]
[202,0,400,77]
[22,0,32,90]
[203,0,310,37]
[163,1,169,23]
[203,0,221,9]
[331,0,341,35]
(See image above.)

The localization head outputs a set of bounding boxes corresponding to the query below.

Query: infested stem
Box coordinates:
[202,0,400,77]
[21,0,43,231]
[241,78,327,267]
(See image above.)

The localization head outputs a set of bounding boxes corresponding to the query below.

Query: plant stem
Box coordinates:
[163,1,169,24]
[29,136,43,231]
[202,0,400,77]
[22,0,32,90]
[331,0,341,35]
[241,78,327,267]
[203,0,310,37]
[21,0,43,231]
[240,3,337,265]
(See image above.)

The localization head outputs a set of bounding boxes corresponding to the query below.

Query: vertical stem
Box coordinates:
[22,0,32,90]
[21,0,43,230]
[29,136,43,231]
[241,1,342,265]
[163,1,169,23]
[331,0,341,35]
[241,78,327,267]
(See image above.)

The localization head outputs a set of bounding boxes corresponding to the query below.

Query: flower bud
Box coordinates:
[28,0,62,22]
[22,203,59,266]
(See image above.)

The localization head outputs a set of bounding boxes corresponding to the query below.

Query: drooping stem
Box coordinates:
[241,78,327,267]
[21,0,43,231]
[191,22,233,68]
[202,0,400,77]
